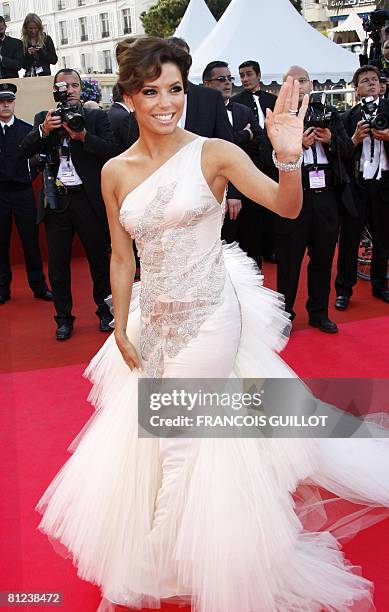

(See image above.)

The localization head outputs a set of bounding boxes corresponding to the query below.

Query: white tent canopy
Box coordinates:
[328,13,365,43]
[190,0,359,84]
[174,0,217,55]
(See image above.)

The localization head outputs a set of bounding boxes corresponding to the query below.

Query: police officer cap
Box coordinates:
[0,83,17,100]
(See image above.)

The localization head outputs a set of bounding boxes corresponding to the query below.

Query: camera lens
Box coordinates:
[65,111,85,132]
[371,114,389,130]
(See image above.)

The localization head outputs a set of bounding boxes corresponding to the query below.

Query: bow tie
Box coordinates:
[225,102,233,111]
[252,91,261,97]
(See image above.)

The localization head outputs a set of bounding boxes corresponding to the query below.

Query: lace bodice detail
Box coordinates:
[119,138,226,377]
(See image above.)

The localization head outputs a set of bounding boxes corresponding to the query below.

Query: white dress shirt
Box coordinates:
[303,141,329,166]
[225,100,233,126]
[56,138,83,186]
[252,92,265,128]
[1,115,15,134]
[360,100,389,179]
[177,94,188,129]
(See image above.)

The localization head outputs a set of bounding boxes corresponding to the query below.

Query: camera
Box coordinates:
[361,96,389,131]
[362,9,389,62]
[362,9,387,34]
[305,93,333,130]
[52,81,85,133]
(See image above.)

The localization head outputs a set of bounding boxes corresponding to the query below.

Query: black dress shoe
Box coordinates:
[56,323,73,341]
[335,295,349,310]
[309,318,339,334]
[99,315,113,332]
[0,293,10,305]
[34,289,53,301]
[372,289,389,303]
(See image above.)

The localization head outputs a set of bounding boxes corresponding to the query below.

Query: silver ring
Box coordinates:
[288,109,298,115]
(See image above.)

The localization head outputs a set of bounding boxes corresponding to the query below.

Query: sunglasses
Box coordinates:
[207,76,235,83]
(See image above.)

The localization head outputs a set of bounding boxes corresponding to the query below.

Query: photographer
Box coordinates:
[275,66,354,333]
[21,13,57,77]
[0,16,23,79]
[359,9,389,69]
[21,69,116,340]
[335,65,389,309]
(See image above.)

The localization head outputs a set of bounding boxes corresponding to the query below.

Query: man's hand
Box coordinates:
[244,123,253,140]
[42,109,62,135]
[302,127,316,149]
[371,127,389,142]
[226,198,242,220]
[314,127,332,145]
[352,120,371,147]
[63,123,87,142]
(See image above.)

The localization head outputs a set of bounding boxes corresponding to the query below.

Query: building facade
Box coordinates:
[303,0,376,25]
[0,0,156,77]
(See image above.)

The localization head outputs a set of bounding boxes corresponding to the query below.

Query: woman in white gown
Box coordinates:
[37,38,389,612]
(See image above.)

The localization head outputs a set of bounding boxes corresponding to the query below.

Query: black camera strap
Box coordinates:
[311,143,318,170]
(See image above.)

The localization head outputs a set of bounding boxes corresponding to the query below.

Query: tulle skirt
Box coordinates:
[36,244,389,612]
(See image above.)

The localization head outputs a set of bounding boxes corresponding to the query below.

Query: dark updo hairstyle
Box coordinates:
[117,36,192,97]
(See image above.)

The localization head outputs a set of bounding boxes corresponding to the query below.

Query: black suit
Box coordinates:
[0,117,48,297]
[336,100,389,297]
[231,88,278,263]
[0,35,23,79]
[222,100,273,253]
[107,102,139,153]
[22,34,58,77]
[21,107,116,325]
[231,89,277,127]
[276,109,354,321]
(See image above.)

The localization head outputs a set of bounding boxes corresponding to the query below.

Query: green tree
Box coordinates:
[141,0,303,38]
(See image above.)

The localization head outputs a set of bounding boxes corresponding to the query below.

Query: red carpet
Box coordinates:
[1,258,389,611]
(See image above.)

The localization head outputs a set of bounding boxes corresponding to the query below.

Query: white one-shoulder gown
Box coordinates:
[37,138,389,612]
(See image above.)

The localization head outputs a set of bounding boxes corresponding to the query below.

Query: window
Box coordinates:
[59,21,68,45]
[58,0,65,9]
[61,56,67,69]
[79,16,88,41]
[103,50,112,73]
[100,12,109,38]
[78,0,86,5]
[122,8,132,35]
[2,3,10,22]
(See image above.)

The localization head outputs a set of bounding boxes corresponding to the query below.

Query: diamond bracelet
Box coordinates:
[272,150,303,172]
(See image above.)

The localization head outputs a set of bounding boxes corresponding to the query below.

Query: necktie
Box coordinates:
[3,125,9,136]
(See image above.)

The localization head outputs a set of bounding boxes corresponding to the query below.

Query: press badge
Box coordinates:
[309,169,326,189]
[58,157,77,184]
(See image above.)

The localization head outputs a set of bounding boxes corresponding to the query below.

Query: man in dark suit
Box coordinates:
[202,60,272,247]
[0,16,23,79]
[21,69,116,340]
[275,66,355,333]
[231,60,278,263]
[108,84,139,153]
[335,65,389,309]
[0,83,52,305]
[232,60,277,128]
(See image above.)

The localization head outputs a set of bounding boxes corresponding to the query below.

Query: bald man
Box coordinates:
[274,66,354,333]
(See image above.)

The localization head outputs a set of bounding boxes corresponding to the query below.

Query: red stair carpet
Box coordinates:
[1,257,389,611]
